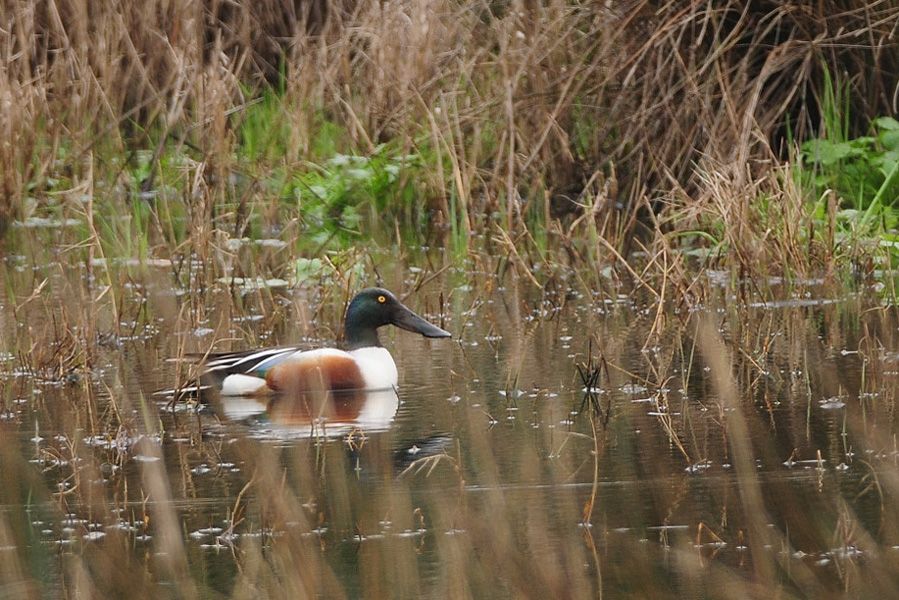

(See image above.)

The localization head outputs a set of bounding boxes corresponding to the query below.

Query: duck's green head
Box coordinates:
[344,288,451,349]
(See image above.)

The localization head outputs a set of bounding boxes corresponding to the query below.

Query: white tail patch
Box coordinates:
[221,374,269,396]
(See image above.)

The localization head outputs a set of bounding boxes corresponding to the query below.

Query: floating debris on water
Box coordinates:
[216,276,290,291]
[90,257,173,268]
[620,383,648,394]
[132,455,161,463]
[685,460,712,474]
[13,217,82,228]
[819,398,846,410]
[748,298,844,309]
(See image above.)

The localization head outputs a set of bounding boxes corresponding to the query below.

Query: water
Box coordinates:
[2,232,899,596]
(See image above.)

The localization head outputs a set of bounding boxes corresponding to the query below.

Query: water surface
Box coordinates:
[2,231,899,597]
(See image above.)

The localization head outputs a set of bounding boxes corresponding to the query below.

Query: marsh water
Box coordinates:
[2,227,899,597]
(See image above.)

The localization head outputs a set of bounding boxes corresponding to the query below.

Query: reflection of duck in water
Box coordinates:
[196,288,450,396]
[219,388,400,435]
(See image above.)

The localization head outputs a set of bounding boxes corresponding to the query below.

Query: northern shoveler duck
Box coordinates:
[191,287,451,397]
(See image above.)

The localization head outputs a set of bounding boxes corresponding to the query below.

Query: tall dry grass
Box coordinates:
[2,1,897,274]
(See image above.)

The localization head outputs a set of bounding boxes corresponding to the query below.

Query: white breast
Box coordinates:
[349,347,398,390]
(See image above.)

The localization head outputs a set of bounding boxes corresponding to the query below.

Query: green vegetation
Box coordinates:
[803,117,899,233]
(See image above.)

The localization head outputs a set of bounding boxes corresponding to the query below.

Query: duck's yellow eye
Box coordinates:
[378,295,386,303]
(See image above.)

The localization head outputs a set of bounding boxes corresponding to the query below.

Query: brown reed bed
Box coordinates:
[2,1,898,283]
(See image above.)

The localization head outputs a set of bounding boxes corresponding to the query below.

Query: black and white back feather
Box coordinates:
[156,344,318,398]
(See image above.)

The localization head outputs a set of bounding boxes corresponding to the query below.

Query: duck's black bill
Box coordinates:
[393,305,452,338]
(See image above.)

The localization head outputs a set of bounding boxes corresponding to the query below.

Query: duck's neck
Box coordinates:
[345,324,381,350]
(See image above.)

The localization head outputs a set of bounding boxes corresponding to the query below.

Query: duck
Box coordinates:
[190,287,451,397]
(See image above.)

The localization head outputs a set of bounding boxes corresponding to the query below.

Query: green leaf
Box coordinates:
[812,173,832,187]
[875,151,899,177]
[880,130,899,151]
[848,136,875,149]
[875,116,899,131]
[803,139,856,166]
[295,257,326,282]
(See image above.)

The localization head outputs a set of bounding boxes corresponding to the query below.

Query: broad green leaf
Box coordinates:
[876,151,899,177]
[880,130,899,151]
[296,257,327,282]
[803,139,855,166]
[875,116,899,131]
